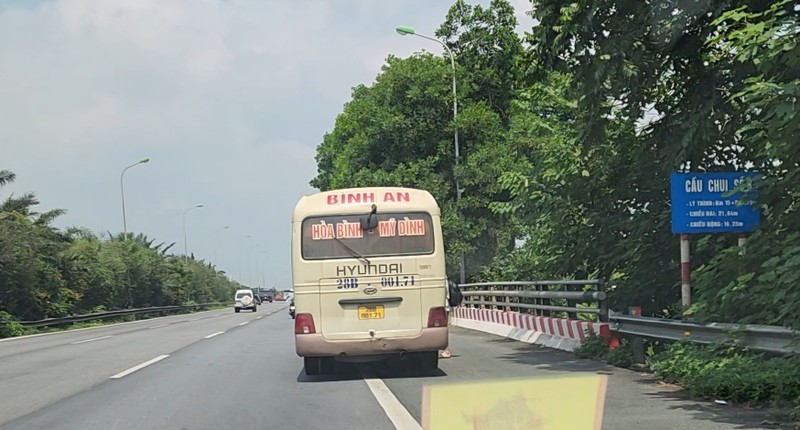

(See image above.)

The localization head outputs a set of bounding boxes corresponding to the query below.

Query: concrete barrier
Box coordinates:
[452,307,610,352]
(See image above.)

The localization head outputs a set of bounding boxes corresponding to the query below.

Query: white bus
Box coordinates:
[291,187,449,375]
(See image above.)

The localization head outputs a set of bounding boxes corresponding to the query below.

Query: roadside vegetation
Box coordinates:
[0,169,240,338]
[312,0,798,326]
[310,0,799,417]
[574,333,800,418]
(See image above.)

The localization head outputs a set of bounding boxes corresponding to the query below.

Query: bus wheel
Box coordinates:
[320,357,335,374]
[304,357,321,376]
[417,351,438,372]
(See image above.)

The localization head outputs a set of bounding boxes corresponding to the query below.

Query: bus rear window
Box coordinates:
[301,212,434,260]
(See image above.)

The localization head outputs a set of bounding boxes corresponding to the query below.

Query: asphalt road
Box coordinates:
[0,304,782,430]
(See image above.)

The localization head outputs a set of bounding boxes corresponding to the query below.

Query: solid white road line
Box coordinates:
[361,369,422,430]
[238,321,249,326]
[204,331,225,339]
[71,335,112,345]
[256,316,263,319]
[109,355,170,379]
[148,324,167,329]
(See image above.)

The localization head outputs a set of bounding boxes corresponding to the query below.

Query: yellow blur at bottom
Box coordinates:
[422,374,607,430]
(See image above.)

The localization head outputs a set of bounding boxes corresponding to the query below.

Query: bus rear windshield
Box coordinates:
[301,212,434,260]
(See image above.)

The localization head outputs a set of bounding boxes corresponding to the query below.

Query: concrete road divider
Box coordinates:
[453,307,610,352]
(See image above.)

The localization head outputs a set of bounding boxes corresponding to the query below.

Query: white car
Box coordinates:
[234,289,257,313]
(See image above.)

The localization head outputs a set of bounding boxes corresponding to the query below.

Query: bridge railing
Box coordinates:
[457,280,797,357]
[459,280,607,322]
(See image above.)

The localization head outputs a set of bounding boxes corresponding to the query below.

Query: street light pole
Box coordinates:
[397,25,465,284]
[120,157,150,241]
[238,235,252,283]
[247,244,261,287]
[260,252,268,287]
[182,204,204,259]
[213,226,230,264]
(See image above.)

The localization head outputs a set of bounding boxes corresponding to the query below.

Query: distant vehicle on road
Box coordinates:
[258,288,274,303]
[274,292,285,301]
[234,289,257,313]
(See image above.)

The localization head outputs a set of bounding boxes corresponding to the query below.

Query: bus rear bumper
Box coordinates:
[295,327,448,358]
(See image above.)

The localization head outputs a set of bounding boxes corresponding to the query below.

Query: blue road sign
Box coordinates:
[670,172,760,234]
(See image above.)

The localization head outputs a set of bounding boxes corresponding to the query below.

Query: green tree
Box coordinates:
[0,168,240,332]
[311,0,526,278]
[689,0,800,327]
[517,0,785,315]
[0,169,69,320]
[436,0,524,121]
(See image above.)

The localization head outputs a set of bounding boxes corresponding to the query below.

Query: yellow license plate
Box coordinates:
[358,305,385,320]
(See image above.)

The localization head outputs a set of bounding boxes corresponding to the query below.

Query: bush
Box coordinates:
[574,333,634,368]
[651,342,800,415]
[0,311,25,338]
[574,335,800,417]
[574,332,609,360]
[605,339,633,368]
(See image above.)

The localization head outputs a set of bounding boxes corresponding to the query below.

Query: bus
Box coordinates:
[291,187,449,375]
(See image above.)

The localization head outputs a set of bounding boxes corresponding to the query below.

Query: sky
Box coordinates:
[0,0,534,288]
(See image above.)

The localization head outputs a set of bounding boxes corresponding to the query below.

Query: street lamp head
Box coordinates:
[223,226,230,229]
[195,204,204,208]
[396,25,415,36]
[139,157,151,164]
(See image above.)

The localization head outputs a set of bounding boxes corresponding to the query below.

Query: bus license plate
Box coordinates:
[358,305,384,320]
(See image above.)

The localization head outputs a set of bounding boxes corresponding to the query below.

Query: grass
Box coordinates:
[573,333,800,420]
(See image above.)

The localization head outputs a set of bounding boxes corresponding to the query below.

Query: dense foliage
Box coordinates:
[311,0,799,326]
[0,169,240,332]
[575,334,800,414]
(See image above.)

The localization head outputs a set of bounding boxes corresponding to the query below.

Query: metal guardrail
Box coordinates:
[6,302,226,329]
[610,315,799,355]
[459,280,607,322]
[457,279,797,356]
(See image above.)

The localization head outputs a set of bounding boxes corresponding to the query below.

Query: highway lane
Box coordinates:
[379,328,779,430]
[1,303,397,430]
[0,307,236,356]
[0,302,287,426]
[1,309,782,429]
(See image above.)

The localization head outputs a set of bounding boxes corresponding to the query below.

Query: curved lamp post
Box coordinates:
[397,25,465,284]
[120,157,150,240]
[182,204,204,259]
[213,226,230,263]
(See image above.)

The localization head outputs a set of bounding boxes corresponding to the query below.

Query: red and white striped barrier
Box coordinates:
[453,307,611,352]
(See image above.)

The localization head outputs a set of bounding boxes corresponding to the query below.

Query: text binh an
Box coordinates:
[326,192,411,205]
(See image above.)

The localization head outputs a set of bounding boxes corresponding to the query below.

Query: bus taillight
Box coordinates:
[295,313,316,334]
[427,307,447,328]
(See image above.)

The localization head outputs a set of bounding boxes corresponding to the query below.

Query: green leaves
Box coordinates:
[683,0,800,327]
[0,168,239,331]
[311,1,526,280]
[308,0,798,327]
